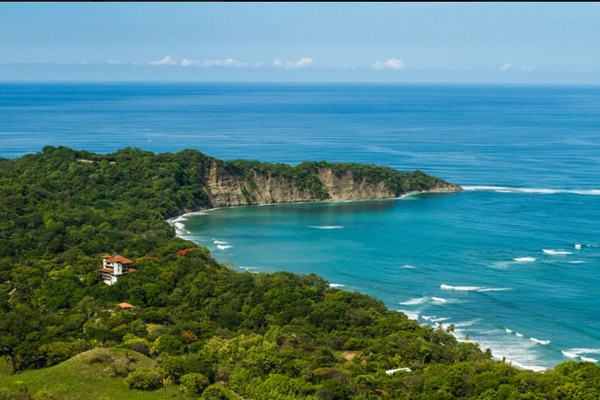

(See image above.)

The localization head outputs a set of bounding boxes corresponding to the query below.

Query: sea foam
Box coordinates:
[561,349,600,363]
[399,296,456,305]
[542,249,572,256]
[239,266,259,273]
[400,296,429,305]
[513,257,536,263]
[462,186,600,196]
[529,337,551,346]
[307,225,344,230]
[396,309,419,320]
[431,297,448,304]
[440,284,510,292]
[441,284,481,291]
[328,283,345,288]
[456,327,548,372]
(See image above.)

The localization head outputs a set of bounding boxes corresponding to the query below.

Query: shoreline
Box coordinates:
[166,187,552,372]
[166,188,459,226]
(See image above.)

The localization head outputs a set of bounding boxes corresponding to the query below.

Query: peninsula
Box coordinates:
[0,146,597,400]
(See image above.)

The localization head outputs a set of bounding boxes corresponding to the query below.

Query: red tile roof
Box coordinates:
[103,255,134,264]
[115,302,135,309]
[176,248,197,256]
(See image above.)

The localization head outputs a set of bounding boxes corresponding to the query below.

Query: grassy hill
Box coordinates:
[0,348,177,399]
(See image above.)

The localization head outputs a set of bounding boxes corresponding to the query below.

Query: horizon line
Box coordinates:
[2,80,600,87]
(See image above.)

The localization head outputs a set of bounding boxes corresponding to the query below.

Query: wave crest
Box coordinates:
[441,284,510,292]
[529,337,551,346]
[462,186,600,196]
[400,296,429,305]
[542,249,572,256]
[513,257,536,263]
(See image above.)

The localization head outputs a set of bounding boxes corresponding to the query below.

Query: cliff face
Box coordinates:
[204,160,461,207]
[205,161,315,206]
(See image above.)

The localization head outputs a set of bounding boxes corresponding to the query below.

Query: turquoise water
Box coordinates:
[1,83,599,370]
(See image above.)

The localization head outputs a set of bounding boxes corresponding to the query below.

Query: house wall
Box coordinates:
[113,262,123,275]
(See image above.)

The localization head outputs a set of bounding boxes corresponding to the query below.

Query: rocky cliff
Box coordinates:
[203,159,461,208]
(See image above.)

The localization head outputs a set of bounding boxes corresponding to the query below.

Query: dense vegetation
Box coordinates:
[0,146,598,399]
[228,159,452,200]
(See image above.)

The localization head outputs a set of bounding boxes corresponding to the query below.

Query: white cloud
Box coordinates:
[500,62,535,72]
[272,57,315,69]
[149,56,177,66]
[372,58,406,70]
[180,57,259,68]
[295,57,314,68]
[181,58,194,67]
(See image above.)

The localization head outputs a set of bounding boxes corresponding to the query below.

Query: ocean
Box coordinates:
[1,83,599,370]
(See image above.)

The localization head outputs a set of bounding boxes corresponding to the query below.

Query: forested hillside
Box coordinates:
[0,147,598,399]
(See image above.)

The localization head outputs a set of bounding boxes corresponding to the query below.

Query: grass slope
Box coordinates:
[0,348,177,399]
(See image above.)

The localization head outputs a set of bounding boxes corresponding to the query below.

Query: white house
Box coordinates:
[100,255,135,285]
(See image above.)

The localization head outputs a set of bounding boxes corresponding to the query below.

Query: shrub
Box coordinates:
[124,368,164,391]
[130,342,150,356]
[200,384,239,400]
[39,341,91,367]
[153,334,185,355]
[179,372,210,395]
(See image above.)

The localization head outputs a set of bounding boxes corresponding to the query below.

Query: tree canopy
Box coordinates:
[0,147,598,399]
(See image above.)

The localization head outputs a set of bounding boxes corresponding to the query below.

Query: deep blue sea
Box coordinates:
[1,83,599,370]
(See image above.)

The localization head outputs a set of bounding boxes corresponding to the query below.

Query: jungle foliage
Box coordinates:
[0,147,598,399]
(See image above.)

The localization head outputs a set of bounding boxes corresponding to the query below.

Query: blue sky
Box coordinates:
[1,2,599,83]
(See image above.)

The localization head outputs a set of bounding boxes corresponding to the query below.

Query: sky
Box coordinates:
[1,2,599,83]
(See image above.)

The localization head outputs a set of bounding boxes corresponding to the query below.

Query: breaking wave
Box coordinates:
[400,296,459,306]
[530,337,551,346]
[396,309,419,320]
[307,225,344,230]
[239,266,259,273]
[400,296,429,305]
[562,348,600,363]
[542,249,572,256]
[513,257,536,263]
[462,186,600,196]
[440,284,510,292]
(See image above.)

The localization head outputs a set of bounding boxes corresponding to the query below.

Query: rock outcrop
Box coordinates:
[203,160,461,208]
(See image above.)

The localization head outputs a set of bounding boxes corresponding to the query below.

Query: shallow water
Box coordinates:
[2,83,599,370]
[179,191,600,371]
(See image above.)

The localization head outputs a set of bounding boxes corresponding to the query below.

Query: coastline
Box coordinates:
[166,187,460,228]
[166,186,556,372]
